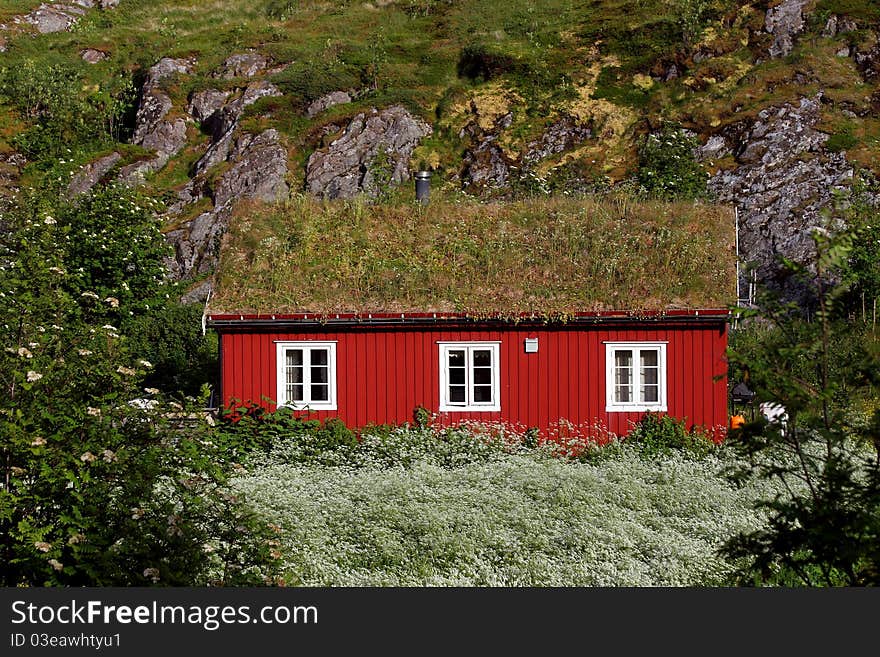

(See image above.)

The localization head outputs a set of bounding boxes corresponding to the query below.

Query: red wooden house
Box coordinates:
[207,309,729,438]
[206,198,735,440]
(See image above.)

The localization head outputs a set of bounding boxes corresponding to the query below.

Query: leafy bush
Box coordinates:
[0,60,135,160]
[215,403,359,465]
[0,191,279,586]
[722,227,880,586]
[271,58,361,109]
[625,412,717,457]
[126,302,218,397]
[637,124,708,200]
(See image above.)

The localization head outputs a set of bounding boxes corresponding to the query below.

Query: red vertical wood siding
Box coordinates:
[219,322,728,439]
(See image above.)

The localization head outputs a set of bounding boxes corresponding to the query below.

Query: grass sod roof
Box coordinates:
[209,194,735,317]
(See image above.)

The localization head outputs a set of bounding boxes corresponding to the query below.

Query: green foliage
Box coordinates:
[270,57,360,109]
[722,227,880,586]
[825,131,858,153]
[592,66,652,109]
[626,412,716,457]
[0,60,135,161]
[57,186,170,315]
[126,302,218,397]
[214,402,358,465]
[836,183,880,318]
[264,0,299,20]
[637,124,709,200]
[0,190,279,586]
[674,0,710,47]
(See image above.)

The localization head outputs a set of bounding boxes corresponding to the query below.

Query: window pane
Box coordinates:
[311,384,329,401]
[472,350,492,367]
[287,365,303,385]
[473,367,492,385]
[286,349,303,367]
[615,385,631,403]
[642,385,659,403]
[640,350,658,368]
[311,366,328,384]
[473,385,492,403]
[449,367,466,385]
[449,385,466,403]
[642,367,658,386]
[310,349,328,366]
[615,350,632,369]
[288,384,303,402]
[448,350,465,367]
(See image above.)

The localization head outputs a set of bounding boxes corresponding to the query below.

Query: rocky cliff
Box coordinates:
[1,0,877,303]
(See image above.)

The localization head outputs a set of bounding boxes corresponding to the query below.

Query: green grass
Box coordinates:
[210,193,735,315]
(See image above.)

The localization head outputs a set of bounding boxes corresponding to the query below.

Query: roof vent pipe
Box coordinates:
[415,170,431,204]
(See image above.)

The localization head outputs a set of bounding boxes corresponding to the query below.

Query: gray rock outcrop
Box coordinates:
[19,1,115,34]
[192,80,282,176]
[119,57,194,183]
[305,105,431,199]
[306,91,352,118]
[165,129,289,290]
[460,111,514,192]
[524,115,592,164]
[214,52,269,79]
[765,0,811,58]
[80,48,108,63]
[214,129,289,207]
[705,95,858,302]
[67,152,121,198]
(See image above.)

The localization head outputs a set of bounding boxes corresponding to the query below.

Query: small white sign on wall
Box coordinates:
[524,337,538,353]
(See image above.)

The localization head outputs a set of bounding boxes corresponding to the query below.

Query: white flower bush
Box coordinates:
[233,437,785,586]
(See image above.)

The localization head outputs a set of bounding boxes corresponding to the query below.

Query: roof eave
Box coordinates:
[206,308,731,330]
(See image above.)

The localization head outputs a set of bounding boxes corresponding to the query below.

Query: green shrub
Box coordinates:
[0,60,135,160]
[637,124,708,200]
[216,403,358,465]
[825,132,858,153]
[626,412,716,457]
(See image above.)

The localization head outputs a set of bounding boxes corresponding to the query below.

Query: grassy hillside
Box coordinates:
[1,0,878,193]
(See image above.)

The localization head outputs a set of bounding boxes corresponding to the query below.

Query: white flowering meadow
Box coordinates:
[232,432,785,586]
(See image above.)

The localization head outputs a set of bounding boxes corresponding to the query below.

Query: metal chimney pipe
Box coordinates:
[414,171,431,204]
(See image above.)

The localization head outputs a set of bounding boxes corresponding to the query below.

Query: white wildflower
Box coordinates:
[138,359,153,368]
[48,559,63,572]
[34,541,52,553]
[78,349,93,356]
[86,407,101,416]
[17,347,33,358]
[81,291,99,300]
[116,366,136,376]
[104,297,119,308]
[80,451,96,463]
[26,371,42,382]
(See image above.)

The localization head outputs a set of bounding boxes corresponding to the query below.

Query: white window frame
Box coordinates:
[275,341,338,410]
[604,342,668,413]
[438,342,501,412]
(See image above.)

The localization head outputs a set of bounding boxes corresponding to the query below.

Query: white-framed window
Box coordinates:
[605,342,667,412]
[275,341,337,410]
[438,342,501,412]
